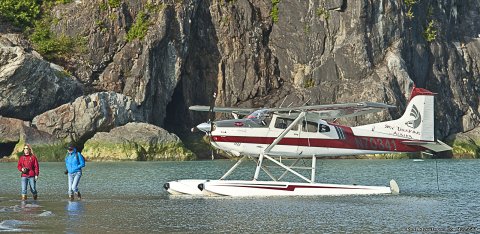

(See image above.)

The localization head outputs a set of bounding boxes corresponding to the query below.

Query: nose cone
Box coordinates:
[196,122,212,133]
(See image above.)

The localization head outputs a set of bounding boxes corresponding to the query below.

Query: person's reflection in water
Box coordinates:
[65,201,84,229]
[20,200,40,213]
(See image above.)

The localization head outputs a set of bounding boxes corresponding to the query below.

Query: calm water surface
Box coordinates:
[1,159,479,233]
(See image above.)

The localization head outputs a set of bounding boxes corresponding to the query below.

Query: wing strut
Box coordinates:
[263,155,312,183]
[253,112,306,181]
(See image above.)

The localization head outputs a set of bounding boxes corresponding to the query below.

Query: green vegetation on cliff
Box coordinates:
[404,0,417,19]
[28,17,87,60]
[315,6,330,20]
[0,0,85,61]
[0,0,40,27]
[126,12,150,42]
[423,20,437,42]
[270,0,280,23]
[0,0,71,28]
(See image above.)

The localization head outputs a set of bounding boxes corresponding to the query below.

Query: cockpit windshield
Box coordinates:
[244,109,269,120]
[244,109,271,126]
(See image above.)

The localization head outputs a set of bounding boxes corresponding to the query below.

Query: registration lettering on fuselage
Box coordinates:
[354,137,398,151]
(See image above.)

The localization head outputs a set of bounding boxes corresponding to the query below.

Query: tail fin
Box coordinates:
[356,87,436,141]
[354,87,452,152]
[395,87,435,141]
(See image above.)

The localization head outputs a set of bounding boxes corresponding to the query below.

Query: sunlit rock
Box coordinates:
[83,122,195,161]
[0,34,83,120]
[32,92,144,144]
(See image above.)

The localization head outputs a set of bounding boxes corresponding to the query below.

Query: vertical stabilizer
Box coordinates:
[397,88,435,141]
[354,87,436,141]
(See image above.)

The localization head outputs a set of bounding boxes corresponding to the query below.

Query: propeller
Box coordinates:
[208,92,217,131]
[191,92,217,133]
[190,92,217,159]
[206,92,217,159]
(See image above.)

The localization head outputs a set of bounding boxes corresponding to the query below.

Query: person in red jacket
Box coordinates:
[17,144,39,200]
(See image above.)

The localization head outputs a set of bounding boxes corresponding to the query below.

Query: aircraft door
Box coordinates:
[267,116,300,155]
[228,124,246,156]
[298,120,321,155]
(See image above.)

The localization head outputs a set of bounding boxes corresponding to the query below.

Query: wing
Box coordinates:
[190,102,394,119]
[271,102,395,119]
[189,105,255,115]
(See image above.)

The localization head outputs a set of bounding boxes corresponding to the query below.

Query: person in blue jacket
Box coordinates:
[65,144,85,201]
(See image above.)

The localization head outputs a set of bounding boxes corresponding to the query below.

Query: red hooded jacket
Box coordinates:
[17,154,39,177]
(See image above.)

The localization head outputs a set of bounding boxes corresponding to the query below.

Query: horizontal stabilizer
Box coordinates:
[401,140,452,152]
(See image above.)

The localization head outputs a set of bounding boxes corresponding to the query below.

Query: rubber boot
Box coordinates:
[75,192,82,200]
[69,195,74,201]
[33,194,38,200]
[21,195,27,200]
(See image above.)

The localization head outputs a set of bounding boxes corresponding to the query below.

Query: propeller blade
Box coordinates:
[208,92,217,160]
[208,92,217,124]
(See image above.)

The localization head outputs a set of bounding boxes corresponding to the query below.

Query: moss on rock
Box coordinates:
[451,138,479,159]
[82,123,196,161]
[83,139,195,161]
[9,138,67,161]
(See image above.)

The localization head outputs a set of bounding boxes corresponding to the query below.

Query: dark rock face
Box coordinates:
[48,1,199,128]
[0,34,84,120]
[43,1,480,137]
[1,0,480,159]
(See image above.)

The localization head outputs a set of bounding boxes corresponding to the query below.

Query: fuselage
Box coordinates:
[208,114,425,157]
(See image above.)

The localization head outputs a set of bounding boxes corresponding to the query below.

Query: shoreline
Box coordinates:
[0,155,477,162]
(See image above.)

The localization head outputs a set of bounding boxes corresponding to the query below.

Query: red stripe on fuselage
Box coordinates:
[212,126,425,152]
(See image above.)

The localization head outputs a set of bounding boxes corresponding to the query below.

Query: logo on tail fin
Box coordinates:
[405,105,421,129]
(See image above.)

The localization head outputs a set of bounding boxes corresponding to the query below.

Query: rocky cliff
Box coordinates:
[1,0,479,159]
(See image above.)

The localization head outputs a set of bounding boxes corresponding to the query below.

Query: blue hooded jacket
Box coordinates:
[65,148,85,173]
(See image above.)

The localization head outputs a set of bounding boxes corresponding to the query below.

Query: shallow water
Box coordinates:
[0,159,479,233]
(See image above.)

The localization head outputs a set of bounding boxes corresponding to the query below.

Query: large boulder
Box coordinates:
[82,122,195,161]
[0,34,83,120]
[32,92,143,144]
[447,127,480,158]
[0,116,25,143]
[0,116,66,161]
[11,127,66,161]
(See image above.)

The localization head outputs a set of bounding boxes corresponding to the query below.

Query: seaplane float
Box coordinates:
[164,87,452,197]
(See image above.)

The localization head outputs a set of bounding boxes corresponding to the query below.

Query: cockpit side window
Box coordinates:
[274,117,298,130]
[302,121,318,132]
[262,116,272,126]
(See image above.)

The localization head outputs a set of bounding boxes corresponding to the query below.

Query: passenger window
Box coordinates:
[319,124,330,132]
[302,121,318,132]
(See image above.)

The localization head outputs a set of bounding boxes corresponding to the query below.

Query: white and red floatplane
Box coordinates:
[164,87,451,197]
